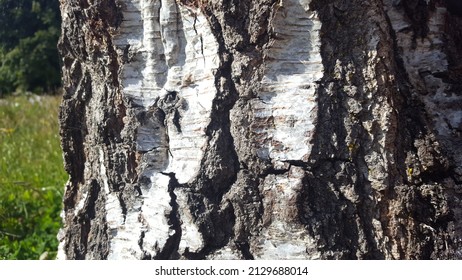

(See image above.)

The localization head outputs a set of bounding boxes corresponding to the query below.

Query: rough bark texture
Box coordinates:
[58,0,462,259]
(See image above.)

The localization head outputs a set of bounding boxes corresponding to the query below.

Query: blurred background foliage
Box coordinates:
[0,95,66,259]
[1,0,66,259]
[0,0,61,96]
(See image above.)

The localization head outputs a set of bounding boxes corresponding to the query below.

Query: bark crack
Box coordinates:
[138,230,152,260]
[192,14,206,62]
[117,192,128,223]
[154,172,183,259]
[158,91,182,158]
[235,241,255,260]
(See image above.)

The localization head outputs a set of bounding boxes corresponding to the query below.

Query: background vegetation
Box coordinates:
[0,0,61,96]
[0,95,67,259]
[0,0,65,259]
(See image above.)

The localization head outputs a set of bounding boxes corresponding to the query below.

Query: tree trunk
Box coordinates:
[57,0,462,259]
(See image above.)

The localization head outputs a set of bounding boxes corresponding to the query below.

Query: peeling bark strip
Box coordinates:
[58,0,462,259]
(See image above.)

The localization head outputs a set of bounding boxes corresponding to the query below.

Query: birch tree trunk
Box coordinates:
[57,0,462,259]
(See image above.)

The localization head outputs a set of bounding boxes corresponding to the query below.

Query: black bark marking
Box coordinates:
[155,173,183,259]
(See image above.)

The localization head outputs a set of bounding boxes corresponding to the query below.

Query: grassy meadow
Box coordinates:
[0,94,67,259]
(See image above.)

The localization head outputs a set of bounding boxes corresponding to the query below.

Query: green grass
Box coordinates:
[0,94,67,259]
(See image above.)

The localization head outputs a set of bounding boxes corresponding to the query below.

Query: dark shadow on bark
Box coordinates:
[298,0,387,259]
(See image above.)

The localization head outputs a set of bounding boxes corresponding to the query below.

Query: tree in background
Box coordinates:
[0,0,61,96]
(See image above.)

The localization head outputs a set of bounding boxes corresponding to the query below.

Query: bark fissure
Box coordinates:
[138,231,151,260]
[173,6,243,258]
[234,241,255,260]
[155,172,182,259]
